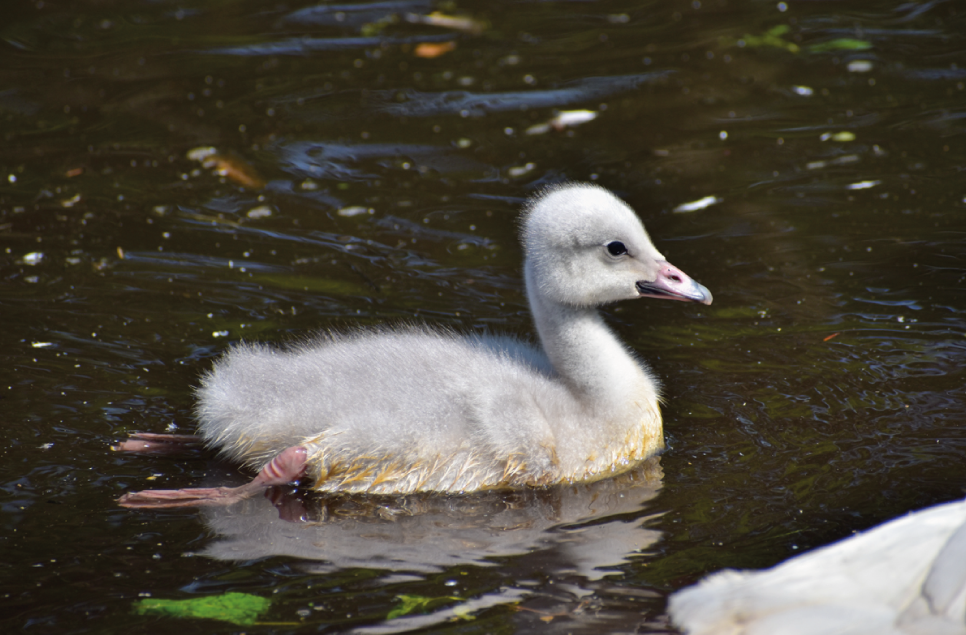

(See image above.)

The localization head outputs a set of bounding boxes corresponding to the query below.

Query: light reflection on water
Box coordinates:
[2,0,965,632]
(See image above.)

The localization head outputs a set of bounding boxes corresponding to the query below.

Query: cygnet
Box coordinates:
[118,183,712,507]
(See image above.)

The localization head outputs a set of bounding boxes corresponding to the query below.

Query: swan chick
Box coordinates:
[118,183,712,507]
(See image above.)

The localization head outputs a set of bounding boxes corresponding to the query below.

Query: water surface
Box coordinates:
[2,0,965,632]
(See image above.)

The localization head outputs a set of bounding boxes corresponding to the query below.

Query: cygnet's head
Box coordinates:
[522,183,712,308]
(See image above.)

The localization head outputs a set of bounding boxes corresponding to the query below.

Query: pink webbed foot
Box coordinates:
[117,446,309,509]
[112,432,205,455]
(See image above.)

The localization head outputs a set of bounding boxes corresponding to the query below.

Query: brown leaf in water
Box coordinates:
[210,156,265,189]
[414,41,456,58]
[823,332,840,342]
[187,147,265,189]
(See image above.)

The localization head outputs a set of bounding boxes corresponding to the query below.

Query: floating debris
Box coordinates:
[791,85,813,96]
[846,180,880,190]
[186,146,265,189]
[406,12,486,35]
[525,110,598,135]
[21,251,44,265]
[337,206,374,217]
[132,592,270,626]
[388,594,463,620]
[61,193,82,208]
[820,131,856,142]
[673,196,721,213]
[735,25,799,54]
[246,205,273,219]
[507,162,536,178]
[414,41,456,58]
[186,146,217,162]
[847,60,874,72]
[808,38,872,53]
[807,154,861,170]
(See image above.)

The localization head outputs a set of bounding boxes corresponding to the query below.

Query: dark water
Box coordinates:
[3,0,965,632]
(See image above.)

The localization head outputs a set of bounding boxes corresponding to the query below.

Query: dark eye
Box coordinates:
[606,241,627,257]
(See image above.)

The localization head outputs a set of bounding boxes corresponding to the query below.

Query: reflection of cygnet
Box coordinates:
[200,462,664,580]
[195,464,664,633]
[118,184,711,507]
[670,497,966,635]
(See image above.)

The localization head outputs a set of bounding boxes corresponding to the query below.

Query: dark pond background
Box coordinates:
[3,0,965,632]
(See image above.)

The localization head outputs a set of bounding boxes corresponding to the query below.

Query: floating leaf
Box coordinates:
[186,146,265,189]
[734,24,800,53]
[133,592,271,626]
[413,41,456,58]
[387,594,461,620]
[807,38,872,53]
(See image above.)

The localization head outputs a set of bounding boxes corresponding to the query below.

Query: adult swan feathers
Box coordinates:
[117,183,712,507]
[669,497,966,635]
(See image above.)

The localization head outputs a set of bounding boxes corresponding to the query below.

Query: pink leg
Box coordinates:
[112,432,205,454]
[117,446,308,508]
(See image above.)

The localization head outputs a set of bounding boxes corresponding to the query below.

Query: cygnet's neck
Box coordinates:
[525,267,654,414]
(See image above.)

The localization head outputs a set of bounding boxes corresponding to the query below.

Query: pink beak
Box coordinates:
[636,261,713,305]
